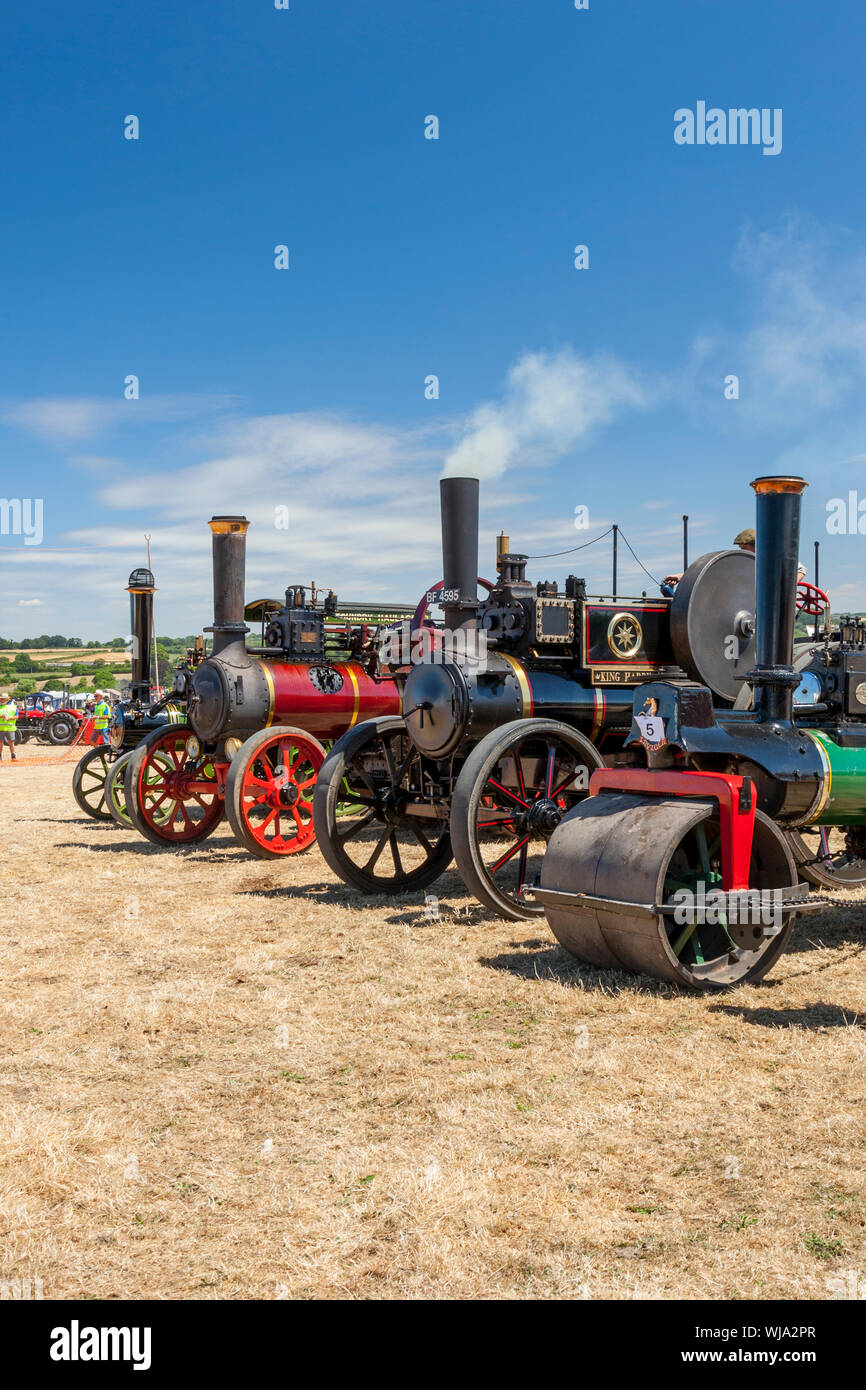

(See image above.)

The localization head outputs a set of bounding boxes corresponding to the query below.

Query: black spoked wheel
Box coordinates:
[72,746,117,821]
[450,718,604,920]
[313,716,453,893]
[786,824,866,890]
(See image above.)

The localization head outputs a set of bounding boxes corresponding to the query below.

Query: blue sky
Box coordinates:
[2,0,866,637]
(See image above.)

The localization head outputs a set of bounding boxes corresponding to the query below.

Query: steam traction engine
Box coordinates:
[124,516,416,856]
[313,477,760,916]
[72,567,186,822]
[534,475,866,989]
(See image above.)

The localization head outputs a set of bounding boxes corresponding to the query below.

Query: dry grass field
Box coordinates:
[1,647,124,662]
[1,745,864,1301]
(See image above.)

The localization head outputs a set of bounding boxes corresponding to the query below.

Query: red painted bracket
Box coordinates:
[589,768,755,892]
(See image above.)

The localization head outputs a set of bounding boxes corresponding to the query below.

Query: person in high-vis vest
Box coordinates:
[0,693,18,761]
[92,690,112,746]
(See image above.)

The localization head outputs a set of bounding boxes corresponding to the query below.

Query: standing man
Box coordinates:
[91,689,111,746]
[663,525,757,593]
[0,692,18,761]
[733,527,755,554]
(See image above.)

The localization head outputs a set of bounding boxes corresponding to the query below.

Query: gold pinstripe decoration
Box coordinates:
[590,688,605,742]
[259,662,276,728]
[497,652,533,717]
[344,665,361,728]
[802,730,832,823]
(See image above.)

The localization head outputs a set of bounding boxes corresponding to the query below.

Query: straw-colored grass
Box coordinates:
[1,747,864,1300]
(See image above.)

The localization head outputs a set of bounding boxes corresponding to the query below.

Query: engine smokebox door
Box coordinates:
[402,661,469,758]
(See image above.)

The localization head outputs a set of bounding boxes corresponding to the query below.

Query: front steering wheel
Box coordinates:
[796,581,830,617]
[411,576,494,633]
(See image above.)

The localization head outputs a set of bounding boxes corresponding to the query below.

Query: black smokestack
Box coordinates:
[126,568,156,701]
[440,477,479,632]
[208,516,250,655]
[748,476,807,723]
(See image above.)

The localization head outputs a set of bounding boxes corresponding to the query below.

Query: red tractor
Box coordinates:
[13,696,51,743]
[16,691,91,745]
[42,703,90,745]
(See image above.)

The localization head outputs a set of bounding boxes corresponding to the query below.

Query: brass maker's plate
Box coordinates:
[606,612,643,659]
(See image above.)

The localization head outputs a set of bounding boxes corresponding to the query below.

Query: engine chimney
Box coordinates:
[747,476,807,723]
[207,516,250,655]
[440,477,479,632]
[126,567,156,701]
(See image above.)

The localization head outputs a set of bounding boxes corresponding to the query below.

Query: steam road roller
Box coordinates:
[314,476,766,915]
[534,475,866,989]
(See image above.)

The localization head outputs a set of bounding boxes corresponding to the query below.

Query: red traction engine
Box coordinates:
[125,516,403,856]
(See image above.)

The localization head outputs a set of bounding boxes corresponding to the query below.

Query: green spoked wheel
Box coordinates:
[105,750,135,827]
[225,727,326,858]
[313,716,453,894]
[662,821,725,968]
[126,724,224,847]
[450,719,604,920]
[317,739,366,818]
[72,746,117,821]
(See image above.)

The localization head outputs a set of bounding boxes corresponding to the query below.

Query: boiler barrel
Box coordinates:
[403,654,638,759]
[802,731,866,825]
[268,662,401,736]
[189,653,401,743]
[525,669,636,738]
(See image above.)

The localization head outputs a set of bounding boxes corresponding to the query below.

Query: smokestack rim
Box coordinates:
[209,516,250,534]
[750,476,808,496]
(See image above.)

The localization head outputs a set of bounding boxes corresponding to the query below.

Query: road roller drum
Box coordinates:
[537,793,802,989]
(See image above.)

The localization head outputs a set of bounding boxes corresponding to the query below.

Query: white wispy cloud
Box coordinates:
[443,349,651,479]
[96,412,431,515]
[1,393,238,441]
[687,218,866,427]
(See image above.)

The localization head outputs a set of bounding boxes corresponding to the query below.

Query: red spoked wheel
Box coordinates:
[450,719,604,920]
[126,724,225,847]
[796,581,830,616]
[225,726,326,858]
